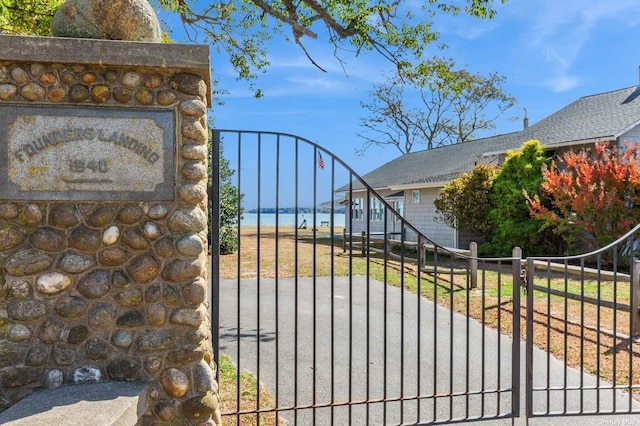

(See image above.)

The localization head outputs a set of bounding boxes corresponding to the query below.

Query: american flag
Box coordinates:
[317,152,325,170]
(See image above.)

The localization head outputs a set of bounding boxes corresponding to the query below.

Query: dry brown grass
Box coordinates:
[218,226,640,419]
[218,353,284,426]
[219,226,346,279]
[518,288,640,390]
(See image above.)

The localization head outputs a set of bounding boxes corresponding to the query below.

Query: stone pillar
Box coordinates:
[0,35,219,425]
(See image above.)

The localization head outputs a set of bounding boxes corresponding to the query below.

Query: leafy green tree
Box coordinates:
[434,163,498,240]
[217,142,242,255]
[153,0,507,96]
[208,127,243,255]
[0,0,63,36]
[1,0,508,95]
[487,139,557,256]
[358,57,515,154]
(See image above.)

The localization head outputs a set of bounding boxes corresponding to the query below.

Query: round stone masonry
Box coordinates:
[0,33,217,425]
[36,272,72,295]
[102,225,120,245]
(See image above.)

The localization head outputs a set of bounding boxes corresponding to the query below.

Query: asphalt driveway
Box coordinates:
[217,275,639,425]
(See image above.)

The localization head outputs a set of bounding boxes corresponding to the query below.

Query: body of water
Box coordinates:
[240,213,345,228]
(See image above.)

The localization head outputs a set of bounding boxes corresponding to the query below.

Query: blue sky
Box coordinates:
[164,0,640,207]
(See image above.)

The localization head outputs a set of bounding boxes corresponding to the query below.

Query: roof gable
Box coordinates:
[343,85,640,192]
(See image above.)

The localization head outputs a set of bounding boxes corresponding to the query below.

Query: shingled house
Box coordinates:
[339,85,640,249]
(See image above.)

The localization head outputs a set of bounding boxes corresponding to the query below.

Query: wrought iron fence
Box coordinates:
[525,224,640,419]
[210,130,521,425]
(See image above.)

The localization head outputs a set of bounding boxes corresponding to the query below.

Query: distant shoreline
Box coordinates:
[247,207,346,214]
[241,212,345,227]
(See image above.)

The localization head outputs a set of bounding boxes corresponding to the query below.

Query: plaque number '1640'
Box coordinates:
[69,159,109,173]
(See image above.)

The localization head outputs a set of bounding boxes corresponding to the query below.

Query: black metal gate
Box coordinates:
[525,229,640,420]
[210,130,521,425]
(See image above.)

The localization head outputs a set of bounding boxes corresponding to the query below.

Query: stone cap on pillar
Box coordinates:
[0,34,211,105]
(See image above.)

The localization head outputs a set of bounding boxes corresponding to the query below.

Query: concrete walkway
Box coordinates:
[0,382,144,425]
[219,276,640,425]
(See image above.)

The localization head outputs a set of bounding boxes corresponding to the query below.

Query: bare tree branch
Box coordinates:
[358,58,515,155]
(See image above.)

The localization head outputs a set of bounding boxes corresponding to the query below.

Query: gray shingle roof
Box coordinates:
[342,85,640,191]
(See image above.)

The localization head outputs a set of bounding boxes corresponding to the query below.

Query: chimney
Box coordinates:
[523,108,529,129]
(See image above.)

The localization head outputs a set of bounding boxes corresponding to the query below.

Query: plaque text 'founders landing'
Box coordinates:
[0,106,175,201]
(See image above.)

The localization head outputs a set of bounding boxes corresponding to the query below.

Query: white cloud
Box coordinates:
[211,33,390,99]
[216,40,393,99]
[268,49,389,84]
[512,0,640,90]
[440,14,503,41]
[261,76,354,97]
[543,74,581,93]
[287,76,346,90]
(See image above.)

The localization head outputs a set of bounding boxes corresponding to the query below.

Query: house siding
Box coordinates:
[344,188,456,247]
[345,189,403,237]
[403,188,456,247]
[620,127,640,144]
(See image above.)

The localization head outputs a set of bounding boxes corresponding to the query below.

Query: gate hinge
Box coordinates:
[520,264,528,294]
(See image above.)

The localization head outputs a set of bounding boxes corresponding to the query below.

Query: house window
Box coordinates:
[370,198,383,222]
[392,200,404,222]
[351,198,364,221]
[412,190,421,203]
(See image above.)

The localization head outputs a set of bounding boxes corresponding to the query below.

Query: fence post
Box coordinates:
[632,261,640,336]
[512,246,522,293]
[361,231,366,257]
[386,236,389,257]
[342,229,346,253]
[469,242,478,289]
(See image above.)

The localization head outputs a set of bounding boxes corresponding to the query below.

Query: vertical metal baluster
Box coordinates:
[235,131,242,424]
[211,130,221,383]
[465,252,470,420]
[496,260,502,416]
[546,262,551,415]
[312,146,318,423]
[449,248,454,421]
[580,258,585,414]
[512,255,521,419]
[417,236,422,423]
[563,261,569,414]
[348,177,354,425]
[612,249,618,413]
[365,191,371,425]
[383,206,389,424]
[330,157,336,424]
[481,262,486,417]
[400,221,406,424]
[256,133,262,425]
[526,257,534,418]
[433,237,438,423]
[596,254,602,413]
[627,250,638,412]
[275,134,281,418]
[294,138,299,425]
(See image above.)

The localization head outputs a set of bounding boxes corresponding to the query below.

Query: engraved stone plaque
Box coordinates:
[0,105,175,201]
